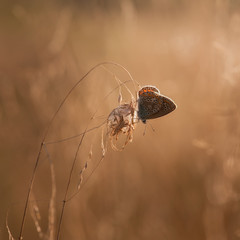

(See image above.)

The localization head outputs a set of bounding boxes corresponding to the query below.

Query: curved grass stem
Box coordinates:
[18,62,135,240]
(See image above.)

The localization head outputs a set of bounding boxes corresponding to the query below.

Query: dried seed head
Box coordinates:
[107,101,137,150]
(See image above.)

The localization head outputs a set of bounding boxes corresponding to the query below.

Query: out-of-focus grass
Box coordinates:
[1,0,240,239]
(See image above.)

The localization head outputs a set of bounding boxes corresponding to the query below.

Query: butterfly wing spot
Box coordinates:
[138,85,160,96]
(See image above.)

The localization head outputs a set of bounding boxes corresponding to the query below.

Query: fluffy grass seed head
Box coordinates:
[107,101,137,151]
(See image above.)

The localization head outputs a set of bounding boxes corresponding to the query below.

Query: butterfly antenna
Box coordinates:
[143,124,147,136]
[149,123,156,133]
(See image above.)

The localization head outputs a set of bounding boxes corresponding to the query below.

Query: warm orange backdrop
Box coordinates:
[1,1,240,239]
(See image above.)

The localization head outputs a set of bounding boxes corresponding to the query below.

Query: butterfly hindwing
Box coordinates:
[137,85,176,123]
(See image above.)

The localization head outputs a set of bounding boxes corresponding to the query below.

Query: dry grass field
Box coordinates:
[1,1,240,239]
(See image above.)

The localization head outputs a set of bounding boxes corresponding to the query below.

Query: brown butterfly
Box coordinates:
[137,86,177,124]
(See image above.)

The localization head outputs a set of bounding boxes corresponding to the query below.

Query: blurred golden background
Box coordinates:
[1,0,240,239]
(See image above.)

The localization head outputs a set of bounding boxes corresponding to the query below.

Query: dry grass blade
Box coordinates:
[6,213,15,240]
[18,143,44,240]
[118,87,123,105]
[66,127,107,202]
[88,145,93,160]
[29,194,44,239]
[45,123,106,145]
[77,162,88,190]
[43,144,56,240]
[28,144,57,240]
[77,144,94,190]
[48,168,56,240]
[101,128,106,157]
[56,130,87,240]
[7,226,15,240]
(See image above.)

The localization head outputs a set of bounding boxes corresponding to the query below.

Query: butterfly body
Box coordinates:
[137,86,177,124]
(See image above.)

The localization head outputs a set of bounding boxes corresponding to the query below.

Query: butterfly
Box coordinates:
[137,85,177,124]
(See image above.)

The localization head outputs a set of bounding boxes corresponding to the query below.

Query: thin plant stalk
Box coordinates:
[18,62,135,240]
[56,130,86,240]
